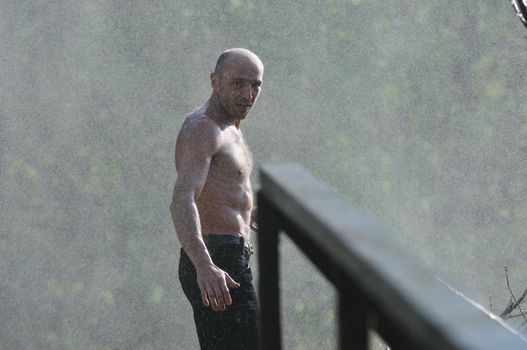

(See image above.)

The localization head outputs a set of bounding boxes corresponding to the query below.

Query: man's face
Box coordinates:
[215,58,263,120]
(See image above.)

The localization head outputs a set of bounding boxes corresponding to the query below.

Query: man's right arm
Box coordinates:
[170,117,239,311]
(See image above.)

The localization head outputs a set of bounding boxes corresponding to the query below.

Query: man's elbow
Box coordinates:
[170,195,187,218]
[170,191,196,219]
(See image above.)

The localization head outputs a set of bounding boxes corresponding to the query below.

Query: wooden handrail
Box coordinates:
[257,163,526,350]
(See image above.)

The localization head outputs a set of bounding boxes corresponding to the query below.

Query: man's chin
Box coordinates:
[224,105,251,121]
[232,109,250,119]
[236,105,252,116]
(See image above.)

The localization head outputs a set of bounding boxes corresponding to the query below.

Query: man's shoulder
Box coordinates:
[180,110,220,138]
[176,110,223,156]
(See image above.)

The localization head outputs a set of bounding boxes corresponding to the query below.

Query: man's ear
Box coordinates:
[210,72,217,90]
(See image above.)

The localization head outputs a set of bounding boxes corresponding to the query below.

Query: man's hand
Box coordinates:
[196,263,240,311]
[250,208,258,232]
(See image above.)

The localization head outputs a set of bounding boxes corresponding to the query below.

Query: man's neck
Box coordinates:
[205,97,240,128]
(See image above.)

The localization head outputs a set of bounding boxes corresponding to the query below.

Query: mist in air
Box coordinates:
[1,1,527,349]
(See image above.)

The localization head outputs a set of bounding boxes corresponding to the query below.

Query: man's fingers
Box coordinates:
[201,290,210,307]
[201,286,218,310]
[209,293,219,311]
[213,287,226,311]
[225,273,241,289]
[209,286,220,310]
[220,284,232,306]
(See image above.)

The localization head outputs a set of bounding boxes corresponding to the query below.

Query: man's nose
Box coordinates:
[241,85,253,100]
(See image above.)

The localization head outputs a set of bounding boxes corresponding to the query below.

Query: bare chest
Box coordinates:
[212,130,253,179]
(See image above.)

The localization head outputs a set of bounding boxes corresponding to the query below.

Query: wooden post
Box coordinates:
[339,281,368,350]
[257,193,282,350]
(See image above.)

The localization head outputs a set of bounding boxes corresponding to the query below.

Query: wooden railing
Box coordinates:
[257,163,527,350]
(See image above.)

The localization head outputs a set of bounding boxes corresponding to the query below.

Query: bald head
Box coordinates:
[214,48,264,79]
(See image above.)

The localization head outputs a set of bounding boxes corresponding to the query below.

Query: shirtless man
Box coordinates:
[170,48,263,350]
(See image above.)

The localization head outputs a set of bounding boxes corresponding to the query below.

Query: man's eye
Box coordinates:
[234,80,241,86]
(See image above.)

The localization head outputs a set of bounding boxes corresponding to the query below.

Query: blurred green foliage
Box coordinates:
[1,0,527,349]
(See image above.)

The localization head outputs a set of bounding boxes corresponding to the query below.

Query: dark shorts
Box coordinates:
[178,235,260,350]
